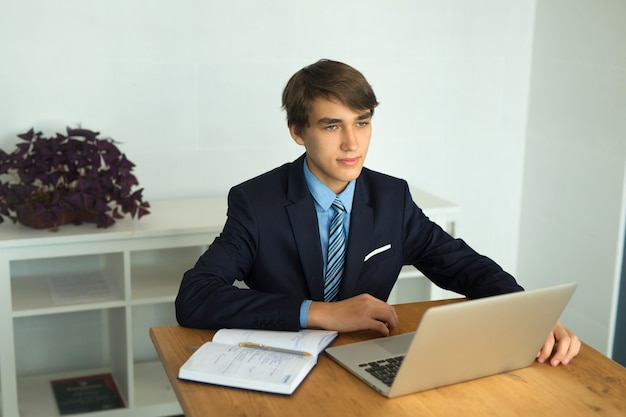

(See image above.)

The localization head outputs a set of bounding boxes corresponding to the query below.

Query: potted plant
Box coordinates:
[0,126,150,231]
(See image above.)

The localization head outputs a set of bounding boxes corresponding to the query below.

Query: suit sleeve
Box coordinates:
[175,187,302,330]
[402,186,524,298]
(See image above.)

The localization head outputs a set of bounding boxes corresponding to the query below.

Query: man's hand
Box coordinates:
[537,321,581,366]
[306,294,398,336]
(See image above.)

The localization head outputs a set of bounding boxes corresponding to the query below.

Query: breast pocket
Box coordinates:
[364,243,393,263]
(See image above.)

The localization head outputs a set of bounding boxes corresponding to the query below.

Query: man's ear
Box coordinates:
[289,123,305,146]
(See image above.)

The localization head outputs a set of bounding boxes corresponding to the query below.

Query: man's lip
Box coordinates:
[339,157,360,165]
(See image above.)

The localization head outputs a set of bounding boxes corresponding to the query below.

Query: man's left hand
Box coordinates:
[537,321,581,366]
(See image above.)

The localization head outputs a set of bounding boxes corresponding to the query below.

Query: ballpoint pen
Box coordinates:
[239,342,311,357]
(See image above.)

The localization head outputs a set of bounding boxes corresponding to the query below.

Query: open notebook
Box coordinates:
[179,328,337,395]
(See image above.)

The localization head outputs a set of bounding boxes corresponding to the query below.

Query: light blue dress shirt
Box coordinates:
[299,158,355,327]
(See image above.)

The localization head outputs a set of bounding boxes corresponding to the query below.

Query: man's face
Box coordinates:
[290,97,372,194]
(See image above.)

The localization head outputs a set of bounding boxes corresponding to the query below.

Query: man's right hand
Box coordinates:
[306,293,398,336]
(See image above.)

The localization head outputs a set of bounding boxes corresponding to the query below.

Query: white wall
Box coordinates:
[519,0,626,355]
[8,0,624,357]
[0,2,533,275]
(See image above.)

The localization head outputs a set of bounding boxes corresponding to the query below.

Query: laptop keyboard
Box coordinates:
[358,356,405,387]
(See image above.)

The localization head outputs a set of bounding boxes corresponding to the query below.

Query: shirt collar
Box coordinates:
[303,156,355,213]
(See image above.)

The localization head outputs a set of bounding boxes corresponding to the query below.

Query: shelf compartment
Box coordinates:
[130,246,204,301]
[132,303,177,363]
[17,367,127,417]
[13,308,130,416]
[14,309,126,376]
[133,361,181,413]
[10,253,125,315]
[130,305,181,414]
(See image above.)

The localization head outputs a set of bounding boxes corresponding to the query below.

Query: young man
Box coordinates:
[175,59,580,366]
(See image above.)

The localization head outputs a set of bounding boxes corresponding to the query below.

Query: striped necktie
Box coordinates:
[324,197,346,302]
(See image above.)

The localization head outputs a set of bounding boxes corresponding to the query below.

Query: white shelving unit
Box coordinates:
[0,190,457,417]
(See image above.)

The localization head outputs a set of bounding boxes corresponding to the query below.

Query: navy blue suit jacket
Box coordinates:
[175,154,522,330]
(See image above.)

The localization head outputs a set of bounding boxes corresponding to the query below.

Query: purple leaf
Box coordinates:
[1,126,150,229]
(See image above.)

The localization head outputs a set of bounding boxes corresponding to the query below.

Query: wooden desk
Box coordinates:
[150,300,626,417]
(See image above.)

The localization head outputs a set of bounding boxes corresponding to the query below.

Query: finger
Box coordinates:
[550,331,580,366]
[549,340,567,366]
[564,334,581,364]
[369,319,391,337]
[378,306,399,330]
[377,306,398,331]
[537,332,555,364]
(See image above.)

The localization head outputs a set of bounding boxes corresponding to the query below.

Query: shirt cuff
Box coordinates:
[299,299,312,328]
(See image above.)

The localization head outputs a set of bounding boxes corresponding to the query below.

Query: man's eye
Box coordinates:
[356,121,369,128]
[324,125,338,131]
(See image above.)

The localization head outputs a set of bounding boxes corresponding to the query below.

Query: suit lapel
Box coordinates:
[286,155,325,300]
[339,177,373,299]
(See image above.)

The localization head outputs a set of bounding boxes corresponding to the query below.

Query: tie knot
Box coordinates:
[332,197,345,212]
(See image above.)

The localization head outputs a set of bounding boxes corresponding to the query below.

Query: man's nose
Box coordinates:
[341,128,358,151]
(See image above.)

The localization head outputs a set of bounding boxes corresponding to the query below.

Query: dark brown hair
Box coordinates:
[281,59,379,133]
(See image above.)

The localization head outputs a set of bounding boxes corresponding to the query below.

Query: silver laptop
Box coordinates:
[326,283,577,398]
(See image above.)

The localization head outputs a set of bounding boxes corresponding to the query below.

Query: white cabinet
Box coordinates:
[0,191,457,417]
[0,198,226,417]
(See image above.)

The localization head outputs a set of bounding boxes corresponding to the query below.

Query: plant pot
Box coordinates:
[17,208,96,230]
